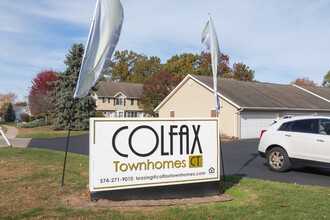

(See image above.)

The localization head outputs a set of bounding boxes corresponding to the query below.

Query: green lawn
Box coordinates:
[0,122,17,126]
[7,124,89,138]
[0,147,329,219]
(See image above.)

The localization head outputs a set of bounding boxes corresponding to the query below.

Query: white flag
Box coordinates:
[74,0,124,98]
[202,14,222,113]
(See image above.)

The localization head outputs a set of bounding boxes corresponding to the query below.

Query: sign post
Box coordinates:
[89,118,220,200]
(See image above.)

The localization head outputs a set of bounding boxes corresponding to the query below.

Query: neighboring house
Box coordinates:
[13,105,30,121]
[94,81,144,118]
[155,74,330,139]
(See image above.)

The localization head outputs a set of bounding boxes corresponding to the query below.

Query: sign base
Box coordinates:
[90,181,220,201]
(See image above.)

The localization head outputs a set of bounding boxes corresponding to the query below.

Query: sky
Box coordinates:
[0,0,329,102]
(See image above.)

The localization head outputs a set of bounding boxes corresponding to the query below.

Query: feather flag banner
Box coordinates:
[74,0,124,99]
[202,13,222,113]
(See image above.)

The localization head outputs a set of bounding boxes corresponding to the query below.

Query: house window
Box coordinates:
[115,98,124,106]
[127,112,137,118]
[102,98,109,103]
[131,99,134,106]
[115,111,124,118]
[211,109,217,117]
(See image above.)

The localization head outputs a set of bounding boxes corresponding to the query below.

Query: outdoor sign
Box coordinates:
[89,118,220,192]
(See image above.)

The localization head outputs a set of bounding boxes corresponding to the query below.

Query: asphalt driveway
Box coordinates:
[222,139,330,187]
[28,134,89,155]
[28,134,330,187]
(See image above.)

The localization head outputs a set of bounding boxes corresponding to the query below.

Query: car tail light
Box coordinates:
[260,130,267,139]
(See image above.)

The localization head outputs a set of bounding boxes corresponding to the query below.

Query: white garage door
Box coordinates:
[240,113,279,139]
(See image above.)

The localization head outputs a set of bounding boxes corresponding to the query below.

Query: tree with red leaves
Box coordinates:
[290,77,317,86]
[28,70,58,116]
[140,70,182,116]
[198,51,231,76]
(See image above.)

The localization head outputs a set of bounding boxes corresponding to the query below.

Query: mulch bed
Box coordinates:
[66,193,234,209]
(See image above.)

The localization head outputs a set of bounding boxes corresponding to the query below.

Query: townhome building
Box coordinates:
[94,81,144,118]
[155,74,330,139]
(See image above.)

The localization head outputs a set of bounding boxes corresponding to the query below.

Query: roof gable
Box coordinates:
[114,92,126,98]
[154,75,192,111]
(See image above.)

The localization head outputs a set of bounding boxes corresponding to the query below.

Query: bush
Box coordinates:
[20,114,30,122]
[95,111,105,117]
[29,116,36,121]
[17,119,50,128]
[35,113,46,119]
[48,115,55,125]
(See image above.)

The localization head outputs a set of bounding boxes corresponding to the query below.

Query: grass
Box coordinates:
[0,147,329,219]
[0,122,17,126]
[7,124,88,138]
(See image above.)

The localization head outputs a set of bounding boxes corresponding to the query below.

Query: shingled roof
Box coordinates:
[297,85,330,101]
[191,74,330,110]
[95,81,143,98]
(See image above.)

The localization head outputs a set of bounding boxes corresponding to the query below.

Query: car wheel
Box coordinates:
[267,147,291,172]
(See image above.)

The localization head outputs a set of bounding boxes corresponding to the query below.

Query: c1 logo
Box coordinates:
[189,155,203,168]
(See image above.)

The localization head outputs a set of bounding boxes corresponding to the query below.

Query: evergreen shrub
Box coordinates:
[49,43,95,131]
[4,103,16,122]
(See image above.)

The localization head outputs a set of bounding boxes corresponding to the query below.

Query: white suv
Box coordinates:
[258,115,330,172]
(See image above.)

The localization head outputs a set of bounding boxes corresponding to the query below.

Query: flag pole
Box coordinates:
[61,1,97,187]
[61,0,123,187]
[61,98,77,187]
[217,108,226,186]
[202,13,226,187]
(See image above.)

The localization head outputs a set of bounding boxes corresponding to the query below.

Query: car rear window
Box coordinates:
[278,122,291,131]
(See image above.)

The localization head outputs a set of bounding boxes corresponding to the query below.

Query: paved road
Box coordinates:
[28,135,330,187]
[28,134,89,155]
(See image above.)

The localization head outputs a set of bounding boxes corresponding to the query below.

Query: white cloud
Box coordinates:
[115,0,330,85]
[0,0,330,100]
[0,0,95,27]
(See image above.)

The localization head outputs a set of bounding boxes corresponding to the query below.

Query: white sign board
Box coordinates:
[89,118,220,192]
